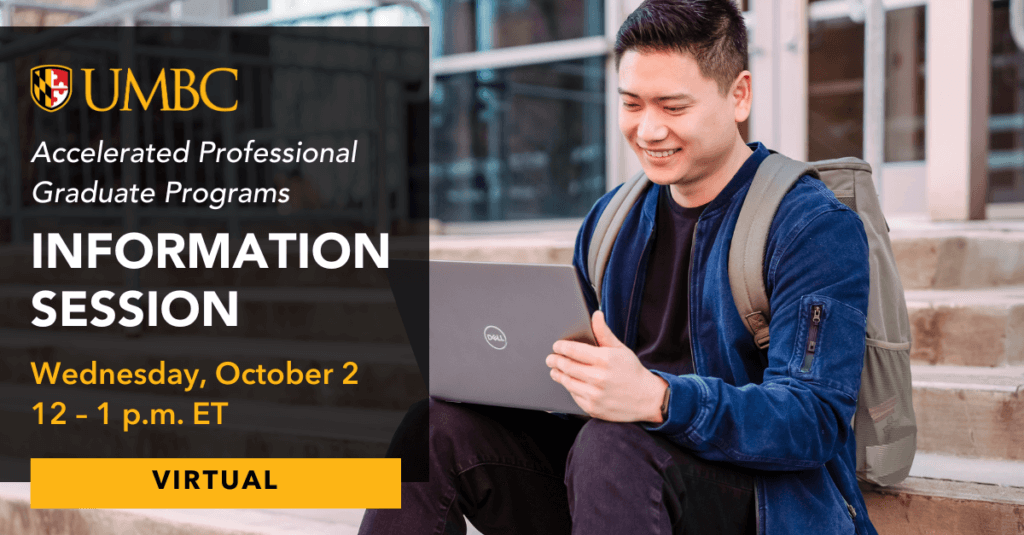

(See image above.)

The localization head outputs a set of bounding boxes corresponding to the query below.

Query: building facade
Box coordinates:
[428,0,1024,223]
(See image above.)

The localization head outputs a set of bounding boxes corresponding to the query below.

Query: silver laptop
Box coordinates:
[429,260,595,415]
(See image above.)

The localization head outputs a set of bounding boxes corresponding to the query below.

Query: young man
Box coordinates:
[360,0,876,533]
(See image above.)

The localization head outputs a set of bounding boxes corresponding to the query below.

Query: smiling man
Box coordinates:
[618,53,753,209]
[549,0,876,533]
[360,1,876,534]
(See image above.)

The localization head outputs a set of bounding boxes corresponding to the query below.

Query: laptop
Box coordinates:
[429,260,596,415]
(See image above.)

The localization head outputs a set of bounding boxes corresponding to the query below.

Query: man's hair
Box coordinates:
[614,0,748,95]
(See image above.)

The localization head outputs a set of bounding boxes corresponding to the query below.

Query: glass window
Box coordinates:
[434,0,603,55]
[431,57,606,222]
[989,0,1024,203]
[808,16,864,161]
[235,0,268,15]
[884,6,926,162]
[435,0,477,55]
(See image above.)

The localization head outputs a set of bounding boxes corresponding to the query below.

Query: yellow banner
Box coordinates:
[31,458,401,509]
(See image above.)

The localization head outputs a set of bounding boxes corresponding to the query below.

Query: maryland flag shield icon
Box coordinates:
[30,65,72,112]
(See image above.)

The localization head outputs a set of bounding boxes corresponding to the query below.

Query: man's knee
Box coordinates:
[567,419,657,478]
[427,398,527,472]
[427,398,483,452]
[572,418,648,452]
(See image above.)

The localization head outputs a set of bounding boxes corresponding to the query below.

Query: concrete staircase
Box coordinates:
[1,218,1023,534]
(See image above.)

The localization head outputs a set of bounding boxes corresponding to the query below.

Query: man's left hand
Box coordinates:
[547,311,669,423]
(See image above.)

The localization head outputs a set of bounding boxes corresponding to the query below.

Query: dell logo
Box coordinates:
[484,326,507,350]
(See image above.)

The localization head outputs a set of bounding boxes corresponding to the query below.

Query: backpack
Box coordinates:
[586,152,916,486]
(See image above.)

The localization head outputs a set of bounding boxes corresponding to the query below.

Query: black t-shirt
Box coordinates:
[634,186,708,376]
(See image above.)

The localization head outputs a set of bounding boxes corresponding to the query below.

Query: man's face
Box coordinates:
[618,49,747,193]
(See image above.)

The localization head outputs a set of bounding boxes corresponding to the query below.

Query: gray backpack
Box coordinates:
[587,153,916,486]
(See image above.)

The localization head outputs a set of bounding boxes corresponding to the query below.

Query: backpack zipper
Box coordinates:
[800,305,823,373]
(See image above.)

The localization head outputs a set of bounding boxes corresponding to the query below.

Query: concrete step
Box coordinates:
[908,452,1024,488]
[889,219,1024,290]
[428,219,1024,291]
[865,453,1024,534]
[0,328,425,411]
[907,287,1024,367]
[0,285,409,342]
[864,476,1024,534]
[912,365,1024,461]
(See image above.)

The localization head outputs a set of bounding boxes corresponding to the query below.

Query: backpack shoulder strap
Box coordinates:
[729,153,819,349]
[587,170,649,307]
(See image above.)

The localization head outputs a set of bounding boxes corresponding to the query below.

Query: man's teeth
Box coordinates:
[645,149,679,158]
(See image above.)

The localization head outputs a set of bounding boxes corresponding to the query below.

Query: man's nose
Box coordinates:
[636,110,668,143]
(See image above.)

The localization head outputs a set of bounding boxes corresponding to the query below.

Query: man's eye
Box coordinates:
[622,102,640,110]
[665,106,686,112]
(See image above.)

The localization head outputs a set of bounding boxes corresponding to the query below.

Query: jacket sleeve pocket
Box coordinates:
[790,294,866,397]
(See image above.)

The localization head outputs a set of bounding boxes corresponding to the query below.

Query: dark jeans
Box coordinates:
[359,398,756,535]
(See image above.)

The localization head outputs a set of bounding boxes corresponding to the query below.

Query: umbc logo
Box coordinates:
[29,66,237,112]
[31,65,72,112]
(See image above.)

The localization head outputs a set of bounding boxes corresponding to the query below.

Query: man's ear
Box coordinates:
[731,70,752,124]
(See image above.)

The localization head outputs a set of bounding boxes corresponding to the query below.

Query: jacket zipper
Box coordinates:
[686,213,761,531]
[623,226,656,343]
[800,304,823,373]
[754,482,762,535]
[686,221,699,375]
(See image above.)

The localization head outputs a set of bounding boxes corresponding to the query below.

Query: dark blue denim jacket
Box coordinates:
[572,143,877,535]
